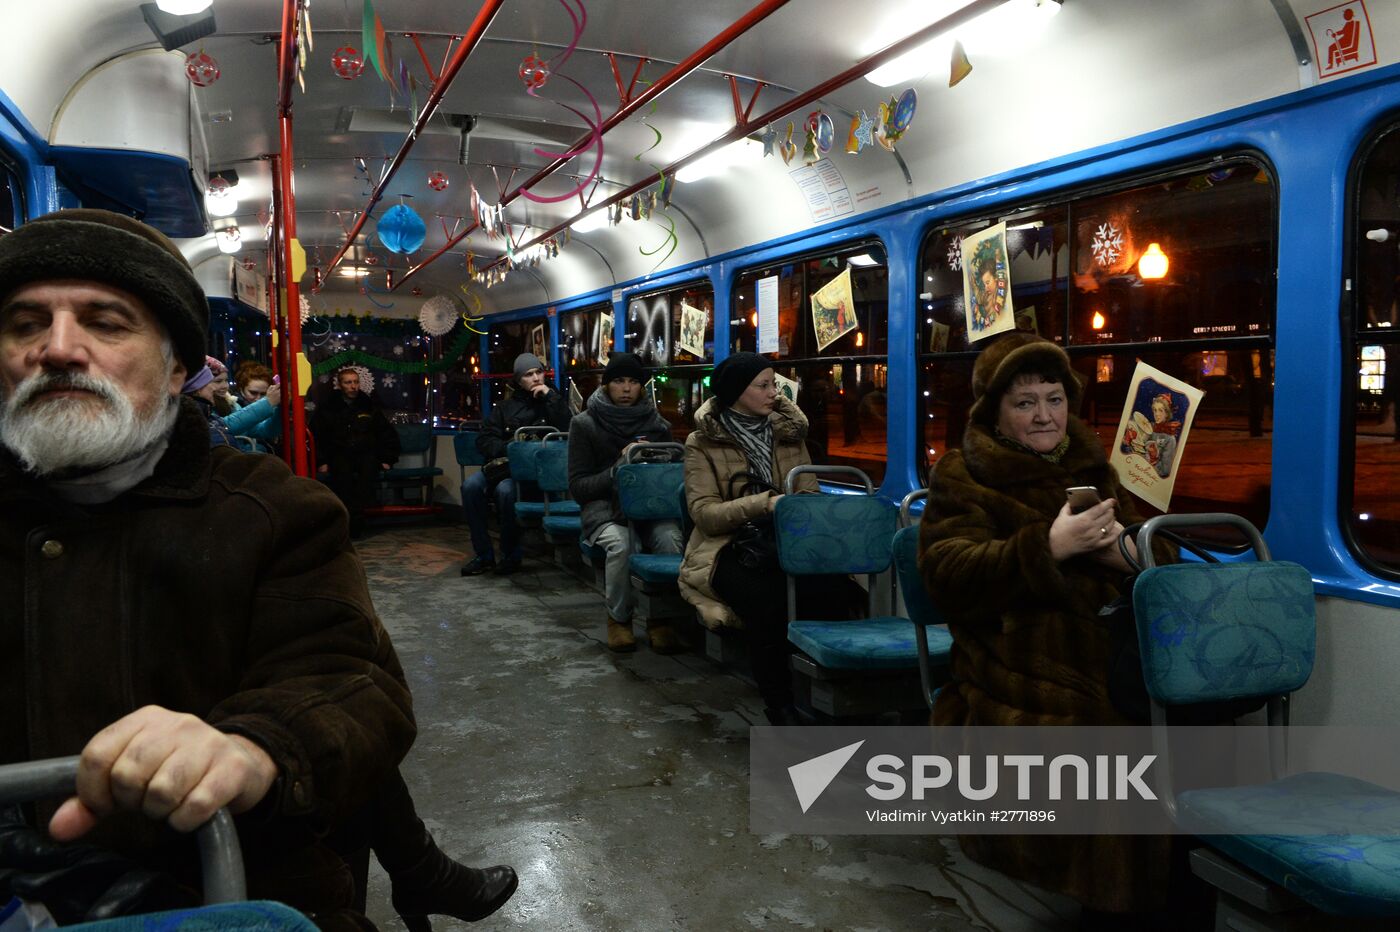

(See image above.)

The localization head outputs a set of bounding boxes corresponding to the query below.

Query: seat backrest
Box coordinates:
[617,462,685,521]
[774,493,896,576]
[507,440,543,481]
[453,431,485,467]
[677,482,693,541]
[892,525,943,628]
[1132,561,1317,705]
[395,423,433,455]
[536,441,570,496]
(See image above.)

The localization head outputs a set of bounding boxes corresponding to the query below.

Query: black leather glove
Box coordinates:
[0,807,188,924]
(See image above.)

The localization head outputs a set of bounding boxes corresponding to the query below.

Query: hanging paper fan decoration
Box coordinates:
[419,295,461,336]
[185,51,221,87]
[377,204,426,254]
[332,46,365,79]
[346,364,374,395]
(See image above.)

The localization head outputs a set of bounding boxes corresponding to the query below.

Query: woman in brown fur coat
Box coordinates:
[918,332,1194,926]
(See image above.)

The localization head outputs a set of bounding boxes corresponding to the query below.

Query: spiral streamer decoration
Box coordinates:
[520,0,603,205]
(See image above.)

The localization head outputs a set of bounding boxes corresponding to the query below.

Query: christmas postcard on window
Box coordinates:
[677,300,708,358]
[810,267,859,352]
[961,222,1016,342]
[1109,361,1204,512]
[597,312,613,366]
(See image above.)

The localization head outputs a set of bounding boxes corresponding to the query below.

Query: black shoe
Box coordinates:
[493,556,522,576]
[390,858,518,928]
[460,556,496,576]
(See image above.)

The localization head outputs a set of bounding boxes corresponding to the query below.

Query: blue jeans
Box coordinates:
[461,472,521,562]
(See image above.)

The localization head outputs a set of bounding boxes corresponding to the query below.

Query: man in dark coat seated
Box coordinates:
[311,368,400,538]
[0,209,421,929]
[459,352,571,576]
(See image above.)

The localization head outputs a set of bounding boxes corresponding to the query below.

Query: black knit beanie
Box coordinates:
[602,351,645,384]
[713,352,773,409]
[0,209,208,376]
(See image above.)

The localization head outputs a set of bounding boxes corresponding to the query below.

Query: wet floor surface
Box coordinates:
[354,524,1078,932]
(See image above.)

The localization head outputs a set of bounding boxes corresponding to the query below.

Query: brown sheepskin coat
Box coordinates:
[678,395,817,629]
[918,415,1174,913]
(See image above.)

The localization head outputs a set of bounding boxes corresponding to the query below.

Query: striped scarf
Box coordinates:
[719,408,775,490]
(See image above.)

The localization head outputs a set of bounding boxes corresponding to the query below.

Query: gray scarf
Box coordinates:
[586,387,668,442]
[48,437,170,505]
[719,408,774,489]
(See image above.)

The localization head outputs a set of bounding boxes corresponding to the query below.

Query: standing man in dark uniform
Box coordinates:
[311,368,399,538]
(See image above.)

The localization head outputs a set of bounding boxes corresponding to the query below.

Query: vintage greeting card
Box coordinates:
[961,222,1016,342]
[810,267,859,351]
[1109,361,1204,511]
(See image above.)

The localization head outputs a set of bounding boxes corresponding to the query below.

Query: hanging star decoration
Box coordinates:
[853,110,875,151]
[759,125,777,157]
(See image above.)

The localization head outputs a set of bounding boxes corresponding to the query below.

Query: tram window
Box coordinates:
[625,281,715,366]
[731,241,889,484]
[1348,124,1400,573]
[560,302,608,414]
[0,161,19,233]
[485,316,547,406]
[916,157,1277,534]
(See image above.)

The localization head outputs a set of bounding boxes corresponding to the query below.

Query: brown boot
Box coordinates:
[607,617,637,652]
[646,618,684,655]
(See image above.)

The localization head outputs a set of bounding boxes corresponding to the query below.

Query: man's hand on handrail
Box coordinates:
[49,706,277,841]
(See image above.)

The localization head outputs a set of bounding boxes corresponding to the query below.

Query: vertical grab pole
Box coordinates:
[277,0,309,476]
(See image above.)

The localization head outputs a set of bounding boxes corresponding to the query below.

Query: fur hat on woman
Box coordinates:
[968,331,1082,426]
[0,209,209,376]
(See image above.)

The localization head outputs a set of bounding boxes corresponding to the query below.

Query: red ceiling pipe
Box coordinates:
[478,0,1009,276]
[276,0,310,476]
[395,0,795,291]
[319,0,508,284]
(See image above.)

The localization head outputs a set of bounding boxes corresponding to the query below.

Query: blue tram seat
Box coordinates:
[371,423,443,513]
[452,430,485,485]
[892,490,953,711]
[774,466,932,718]
[1131,514,1400,927]
[536,433,583,542]
[616,444,688,625]
[507,426,577,525]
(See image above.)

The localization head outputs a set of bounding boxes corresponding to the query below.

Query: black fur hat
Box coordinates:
[0,209,208,375]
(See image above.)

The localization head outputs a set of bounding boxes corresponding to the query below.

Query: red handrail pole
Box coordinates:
[319,0,507,284]
[476,0,1009,274]
[269,157,294,463]
[396,0,795,290]
[277,0,310,476]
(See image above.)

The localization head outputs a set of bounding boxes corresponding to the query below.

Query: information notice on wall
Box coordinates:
[789,159,854,222]
[757,275,779,354]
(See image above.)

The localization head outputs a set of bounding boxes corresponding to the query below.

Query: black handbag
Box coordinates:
[728,472,780,571]
[1103,524,1267,724]
[482,456,511,484]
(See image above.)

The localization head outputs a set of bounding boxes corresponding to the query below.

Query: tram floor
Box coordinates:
[354,524,1080,932]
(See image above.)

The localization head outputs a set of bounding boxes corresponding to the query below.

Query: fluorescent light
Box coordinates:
[675,138,752,184]
[571,209,609,233]
[157,0,213,13]
[206,192,238,218]
[339,267,366,277]
[847,254,879,267]
[864,0,1061,86]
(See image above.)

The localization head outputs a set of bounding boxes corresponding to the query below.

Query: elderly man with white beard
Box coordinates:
[0,210,417,929]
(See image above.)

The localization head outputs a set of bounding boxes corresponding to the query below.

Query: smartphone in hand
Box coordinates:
[1065,486,1102,514]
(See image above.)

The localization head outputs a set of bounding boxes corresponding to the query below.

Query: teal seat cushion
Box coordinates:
[543,515,582,536]
[788,617,952,670]
[64,900,319,932]
[381,466,443,479]
[1180,772,1400,917]
[516,499,579,519]
[629,553,682,583]
[1132,562,1316,705]
[775,495,896,575]
[548,500,581,515]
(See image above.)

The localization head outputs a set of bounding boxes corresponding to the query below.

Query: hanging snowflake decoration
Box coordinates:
[1091,222,1123,267]
[347,365,374,395]
[419,295,460,336]
[393,345,404,356]
[298,293,311,324]
[381,374,397,389]
[329,337,347,353]
[947,238,963,272]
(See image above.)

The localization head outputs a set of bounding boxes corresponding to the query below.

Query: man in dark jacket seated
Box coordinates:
[0,210,513,930]
[310,368,399,538]
[460,352,571,576]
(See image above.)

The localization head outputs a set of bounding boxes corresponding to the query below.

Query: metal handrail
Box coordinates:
[513,425,556,442]
[1138,513,1270,568]
[543,431,569,443]
[898,488,927,528]
[783,464,873,495]
[0,756,246,904]
[624,442,685,464]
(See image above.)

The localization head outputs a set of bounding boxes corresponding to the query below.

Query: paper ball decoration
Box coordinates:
[419,295,461,337]
[377,205,426,254]
[427,171,449,192]
[185,51,221,87]
[518,55,550,90]
[332,47,365,80]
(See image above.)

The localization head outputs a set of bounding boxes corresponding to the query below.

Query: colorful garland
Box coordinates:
[312,325,475,377]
